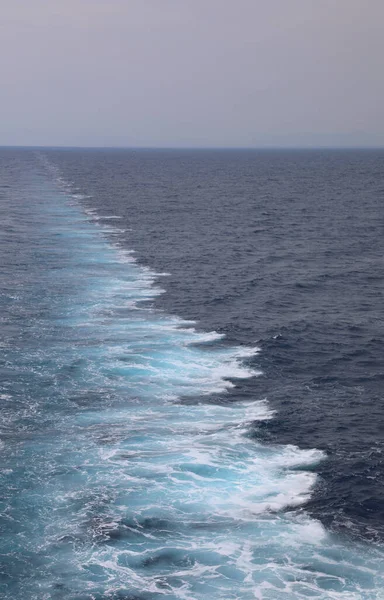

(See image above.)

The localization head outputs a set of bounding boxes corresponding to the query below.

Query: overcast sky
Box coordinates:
[1,0,383,147]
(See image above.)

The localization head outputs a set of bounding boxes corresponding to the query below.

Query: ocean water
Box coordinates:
[0,148,383,599]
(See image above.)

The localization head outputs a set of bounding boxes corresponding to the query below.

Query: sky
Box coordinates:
[1,0,383,148]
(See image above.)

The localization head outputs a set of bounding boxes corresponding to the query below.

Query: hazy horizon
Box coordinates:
[1,0,384,148]
[2,144,384,150]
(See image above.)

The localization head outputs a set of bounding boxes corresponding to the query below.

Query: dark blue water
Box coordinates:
[1,148,384,599]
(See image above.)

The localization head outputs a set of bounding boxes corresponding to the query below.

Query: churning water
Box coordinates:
[0,149,383,599]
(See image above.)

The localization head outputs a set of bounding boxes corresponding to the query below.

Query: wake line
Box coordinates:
[10,153,378,600]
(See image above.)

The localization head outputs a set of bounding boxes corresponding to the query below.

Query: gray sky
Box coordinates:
[1,0,383,147]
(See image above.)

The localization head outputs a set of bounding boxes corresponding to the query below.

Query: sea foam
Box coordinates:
[1,155,383,599]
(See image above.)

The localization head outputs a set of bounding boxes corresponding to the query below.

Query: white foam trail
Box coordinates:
[20,156,382,600]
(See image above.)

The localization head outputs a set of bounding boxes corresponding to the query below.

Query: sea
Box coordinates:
[0,147,383,599]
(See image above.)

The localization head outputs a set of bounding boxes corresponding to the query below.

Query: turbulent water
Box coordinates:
[0,148,383,599]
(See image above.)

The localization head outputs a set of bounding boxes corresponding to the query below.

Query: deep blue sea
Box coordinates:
[0,148,384,599]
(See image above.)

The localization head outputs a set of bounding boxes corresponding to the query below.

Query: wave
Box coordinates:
[2,153,382,599]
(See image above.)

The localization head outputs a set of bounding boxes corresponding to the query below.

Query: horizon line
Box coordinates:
[1,144,384,151]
